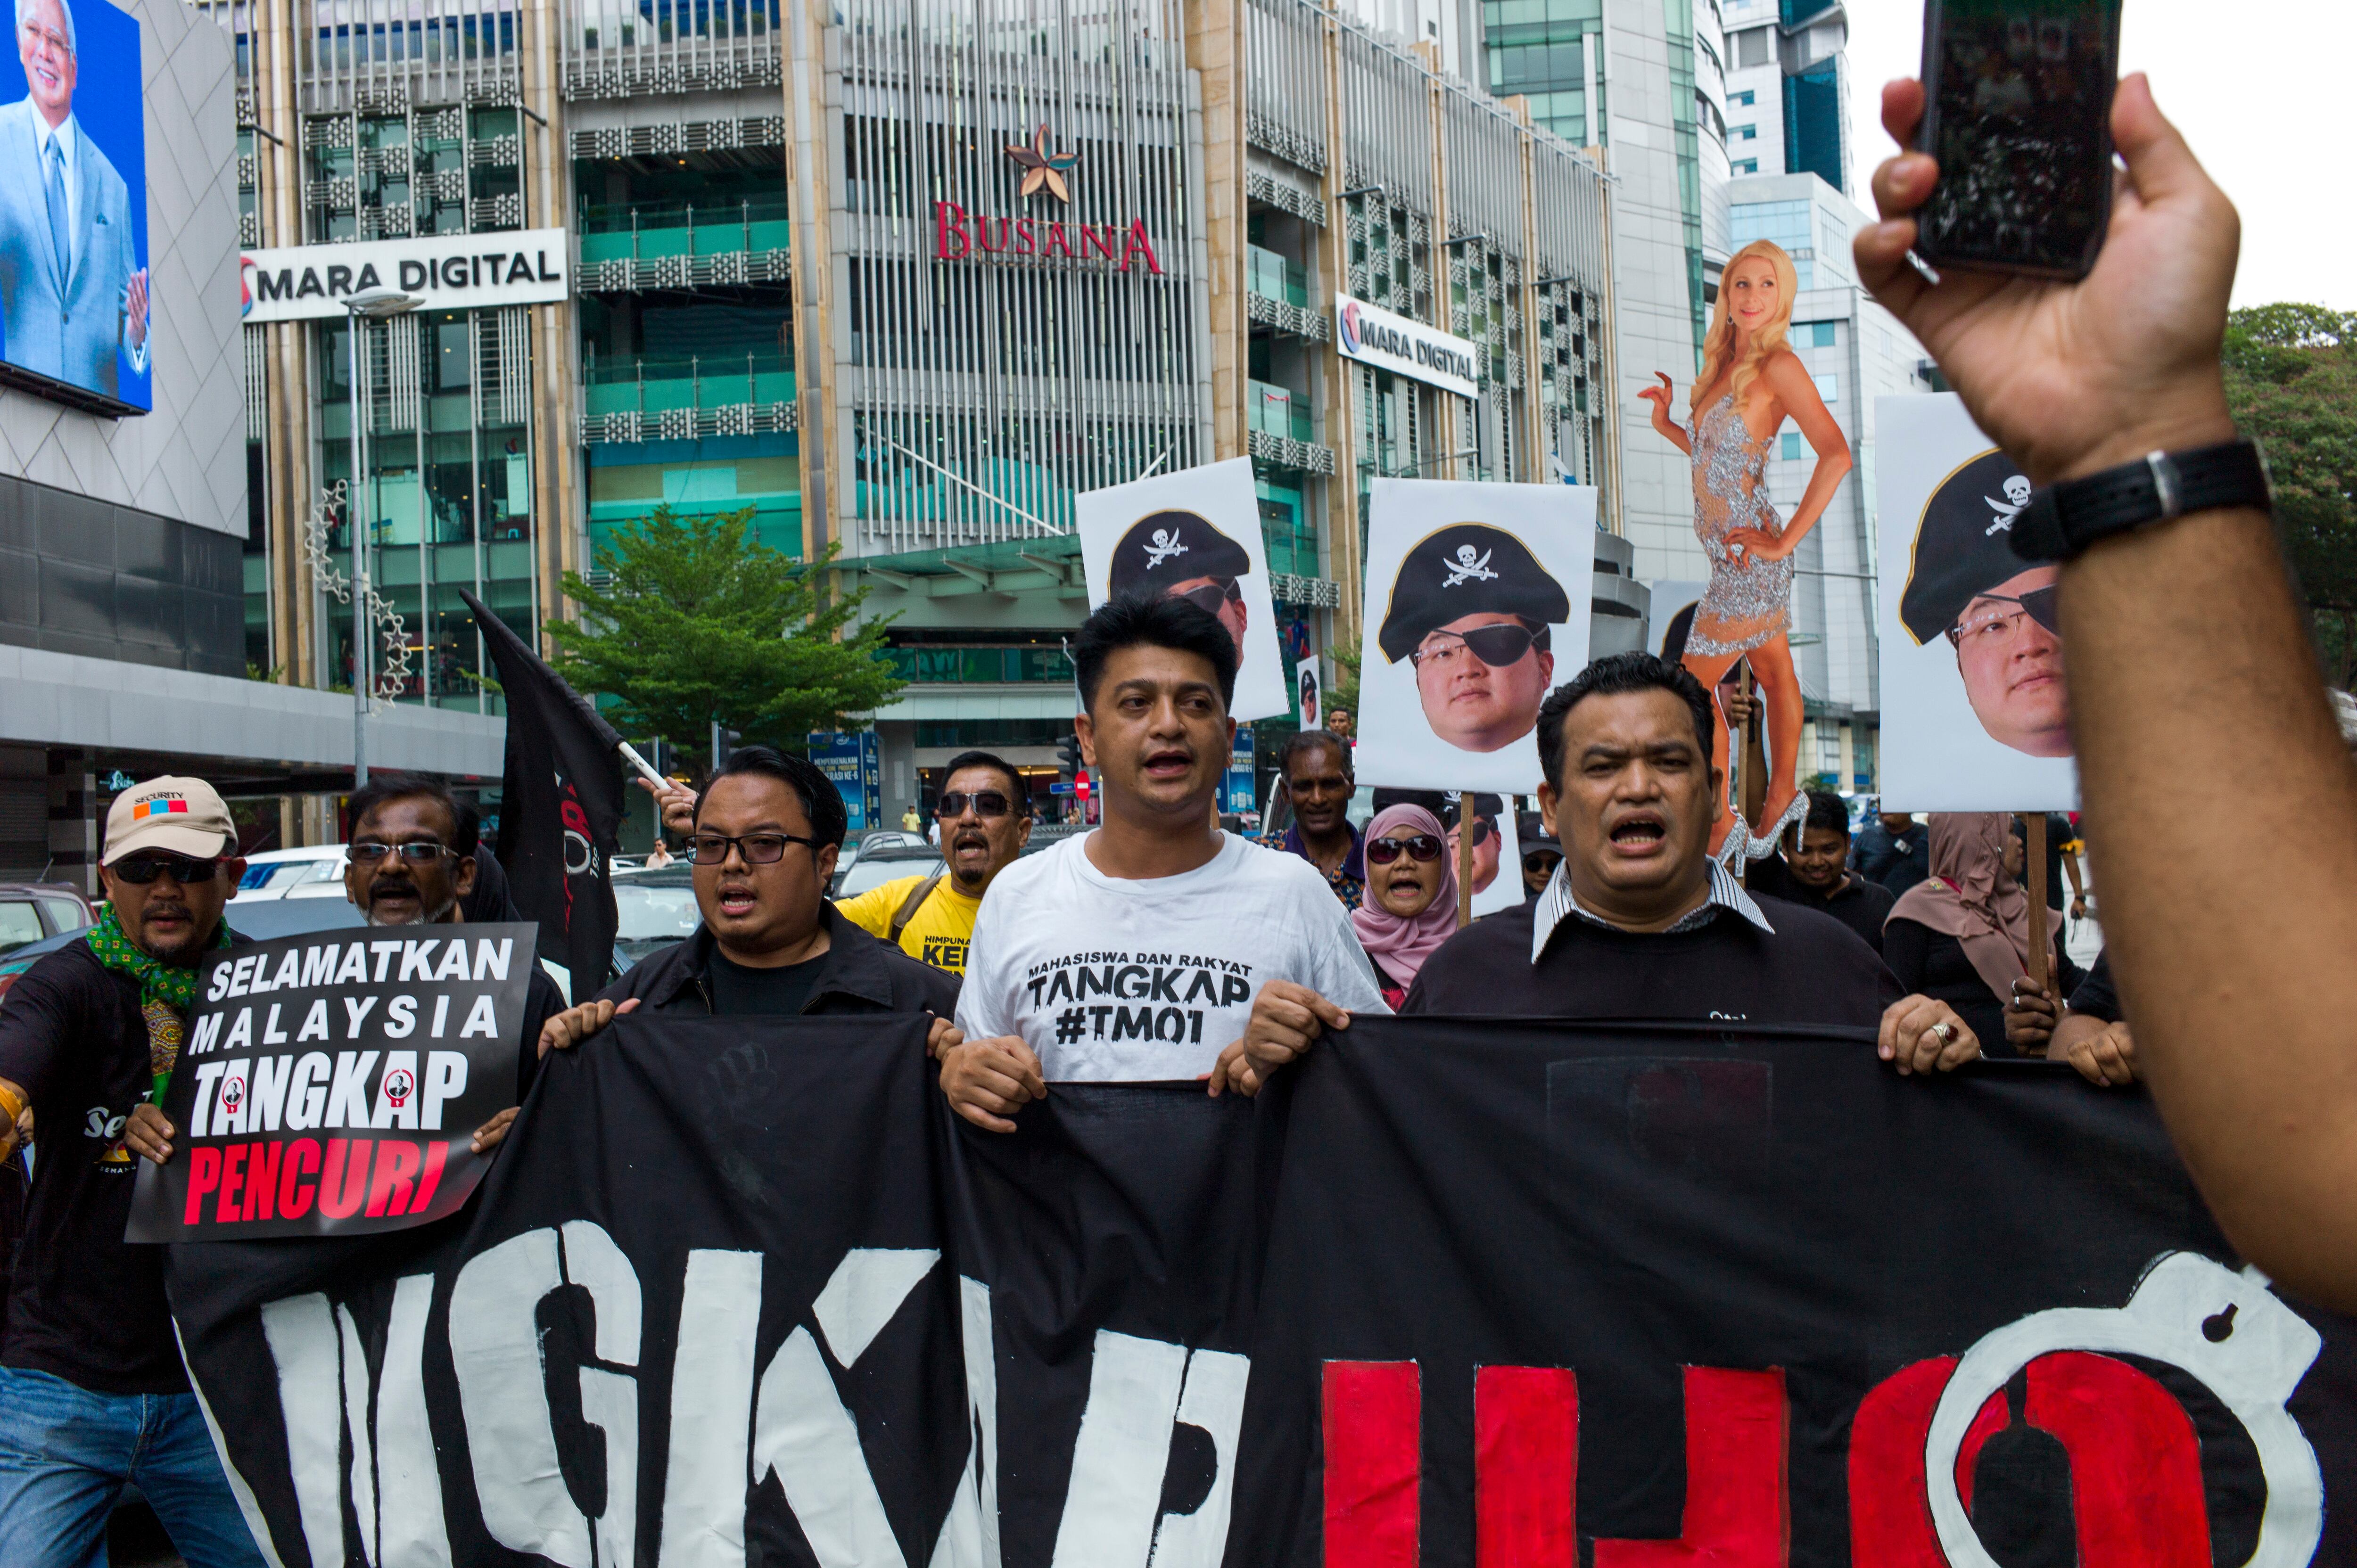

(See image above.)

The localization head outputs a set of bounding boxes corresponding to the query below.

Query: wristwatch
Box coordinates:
[2008,438,2272,563]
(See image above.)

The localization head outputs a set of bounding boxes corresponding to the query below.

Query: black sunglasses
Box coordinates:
[1409,621,1549,670]
[350,841,454,864]
[1522,848,1562,873]
[1366,833,1445,865]
[1169,580,1242,617]
[1946,584,2060,648]
[688,831,824,866]
[1452,817,1494,848]
[111,854,223,886]
[937,790,1015,820]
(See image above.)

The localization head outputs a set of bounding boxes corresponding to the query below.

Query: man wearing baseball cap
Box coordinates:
[1899,449,2070,758]
[1379,522,1571,754]
[1108,509,1255,656]
[0,776,268,1566]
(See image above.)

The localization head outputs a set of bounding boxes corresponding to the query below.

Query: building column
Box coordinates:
[525,0,577,655]
[1319,9,1364,650]
[260,0,317,688]
[1186,0,1247,461]
[46,749,96,897]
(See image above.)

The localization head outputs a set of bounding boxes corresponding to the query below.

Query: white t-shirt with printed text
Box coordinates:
[957,831,1390,1082]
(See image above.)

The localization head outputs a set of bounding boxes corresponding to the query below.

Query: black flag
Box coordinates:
[460,588,623,1002]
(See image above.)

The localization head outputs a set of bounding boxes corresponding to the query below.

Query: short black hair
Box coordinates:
[698,744,849,849]
[1278,729,1352,782]
[941,749,1029,815]
[1071,592,1239,714]
[348,773,477,857]
[1803,789,1851,837]
[1535,651,1715,788]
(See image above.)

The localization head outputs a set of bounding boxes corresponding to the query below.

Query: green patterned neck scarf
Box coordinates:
[84,903,232,1101]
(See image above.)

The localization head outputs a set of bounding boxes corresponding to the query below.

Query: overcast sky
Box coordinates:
[1840,0,2352,310]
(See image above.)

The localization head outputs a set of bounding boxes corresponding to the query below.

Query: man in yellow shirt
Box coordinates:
[836,750,1032,975]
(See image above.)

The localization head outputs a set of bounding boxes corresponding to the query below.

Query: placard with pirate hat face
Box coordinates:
[1876,393,2078,811]
[1076,458,1289,722]
[1355,479,1597,793]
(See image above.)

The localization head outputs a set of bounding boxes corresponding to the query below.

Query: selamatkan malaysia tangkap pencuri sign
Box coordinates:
[125,925,535,1242]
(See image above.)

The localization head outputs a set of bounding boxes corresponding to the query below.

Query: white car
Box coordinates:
[231,845,351,902]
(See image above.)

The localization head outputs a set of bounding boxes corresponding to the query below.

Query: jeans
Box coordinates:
[0,1365,269,1568]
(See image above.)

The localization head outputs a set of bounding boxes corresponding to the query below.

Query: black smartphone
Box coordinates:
[1915,0,2124,278]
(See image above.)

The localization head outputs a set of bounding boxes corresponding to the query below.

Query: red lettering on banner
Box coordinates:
[934,201,971,260]
[1475,1366,1577,1568]
[184,1146,221,1225]
[1046,222,1073,258]
[215,1143,247,1223]
[1080,224,1116,261]
[1121,218,1163,275]
[1593,1367,1788,1568]
[1849,1354,2209,1566]
[279,1137,321,1219]
[409,1139,450,1214]
[366,1140,424,1216]
[242,1141,283,1222]
[1323,1361,1420,1568]
[318,1138,372,1220]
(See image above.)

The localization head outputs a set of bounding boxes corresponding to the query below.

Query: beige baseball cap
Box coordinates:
[102,776,238,865]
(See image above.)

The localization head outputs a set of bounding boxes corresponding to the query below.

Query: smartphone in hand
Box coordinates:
[1915,0,2124,279]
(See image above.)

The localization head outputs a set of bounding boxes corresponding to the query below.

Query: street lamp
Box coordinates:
[341,287,422,788]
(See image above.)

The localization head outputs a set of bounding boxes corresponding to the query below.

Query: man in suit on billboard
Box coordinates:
[0,0,148,400]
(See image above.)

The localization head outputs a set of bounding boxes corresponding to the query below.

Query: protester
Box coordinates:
[1445,793,1504,903]
[1233,655,1978,1089]
[1850,808,1929,896]
[1326,708,1354,742]
[1518,810,1560,899]
[0,777,267,1567]
[457,813,525,924]
[836,750,1032,975]
[2039,811,2087,922]
[642,837,675,870]
[941,594,1385,1130]
[1881,815,2079,1060]
[1259,730,1364,910]
[901,803,923,832]
[1352,804,1458,1008]
[539,747,958,1055]
[2007,944,2134,1086]
[1746,790,1896,953]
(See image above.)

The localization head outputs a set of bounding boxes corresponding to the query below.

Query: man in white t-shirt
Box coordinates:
[942,594,1387,1129]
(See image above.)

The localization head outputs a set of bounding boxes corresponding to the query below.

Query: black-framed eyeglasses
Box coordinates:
[111,854,223,886]
[1366,833,1445,865]
[1169,579,1242,618]
[688,831,824,866]
[937,790,1015,820]
[1945,585,2060,648]
[350,841,455,864]
[1409,621,1549,671]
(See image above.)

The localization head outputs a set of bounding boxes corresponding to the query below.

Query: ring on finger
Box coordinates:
[1929,1021,1953,1045]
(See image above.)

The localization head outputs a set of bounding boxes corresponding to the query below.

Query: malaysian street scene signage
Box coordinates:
[240,230,570,322]
[1336,292,1481,398]
[931,123,1166,275]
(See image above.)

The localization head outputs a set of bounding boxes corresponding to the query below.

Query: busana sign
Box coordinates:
[932,204,1164,275]
[239,230,571,323]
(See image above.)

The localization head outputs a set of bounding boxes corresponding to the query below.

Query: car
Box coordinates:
[231,845,351,902]
[0,882,95,960]
[0,923,90,1006]
[222,895,369,942]
[612,865,702,968]
[830,844,947,900]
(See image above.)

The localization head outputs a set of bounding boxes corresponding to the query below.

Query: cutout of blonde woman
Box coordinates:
[1639,239,1852,861]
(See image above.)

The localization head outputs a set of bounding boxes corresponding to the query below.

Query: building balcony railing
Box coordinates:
[1247,378,1312,443]
[884,646,1074,685]
[575,200,792,293]
[577,353,798,445]
[1246,244,1314,308]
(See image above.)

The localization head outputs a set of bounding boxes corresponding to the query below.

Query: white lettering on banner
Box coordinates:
[286,1053,330,1130]
[934,1276,1002,1568]
[241,232,569,324]
[1047,1335,1253,1568]
[450,1228,596,1565]
[1334,292,1482,399]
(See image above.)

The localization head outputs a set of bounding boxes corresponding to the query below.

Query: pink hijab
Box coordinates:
[1888,813,2036,999]
[1352,804,1459,988]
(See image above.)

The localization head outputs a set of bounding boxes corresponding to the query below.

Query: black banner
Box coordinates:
[461,587,624,1002]
[165,1016,2357,1566]
[126,925,536,1242]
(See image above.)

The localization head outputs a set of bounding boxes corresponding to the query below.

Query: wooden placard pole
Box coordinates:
[1456,793,1475,930]
[1732,664,1765,886]
[2024,813,2050,993]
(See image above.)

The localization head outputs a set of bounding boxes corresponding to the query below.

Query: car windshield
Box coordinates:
[835,854,944,899]
[615,874,702,945]
[239,860,322,891]
[0,902,44,956]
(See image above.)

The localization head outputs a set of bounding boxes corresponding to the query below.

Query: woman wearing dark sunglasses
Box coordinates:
[1350,805,1458,1009]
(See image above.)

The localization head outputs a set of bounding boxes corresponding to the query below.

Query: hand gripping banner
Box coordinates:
[165,1016,2357,1565]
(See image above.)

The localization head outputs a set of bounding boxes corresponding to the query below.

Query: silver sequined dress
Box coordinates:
[1686,390,1793,657]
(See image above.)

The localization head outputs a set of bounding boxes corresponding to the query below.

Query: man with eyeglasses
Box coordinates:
[835,749,1033,975]
[538,746,958,1055]
[0,777,268,1566]
[1900,452,2071,758]
[1108,508,1254,657]
[1380,523,1570,756]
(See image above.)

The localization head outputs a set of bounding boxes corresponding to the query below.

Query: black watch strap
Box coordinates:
[2009,439,2270,562]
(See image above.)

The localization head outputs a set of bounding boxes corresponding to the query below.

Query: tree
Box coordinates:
[2222,305,2357,687]
[547,506,906,766]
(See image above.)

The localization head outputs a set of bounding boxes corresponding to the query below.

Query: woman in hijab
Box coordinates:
[1352,803,1459,1009]
[1882,813,2080,1058]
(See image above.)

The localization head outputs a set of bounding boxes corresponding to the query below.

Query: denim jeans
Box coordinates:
[0,1365,269,1568]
